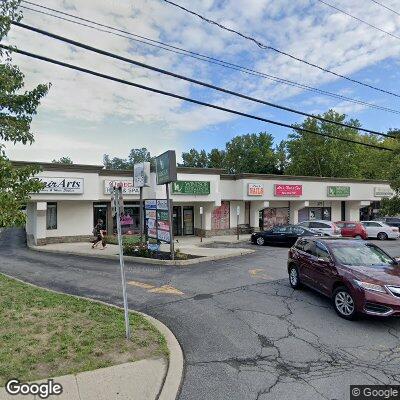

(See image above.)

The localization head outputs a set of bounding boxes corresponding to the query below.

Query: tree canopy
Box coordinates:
[0,1,50,226]
[52,156,73,164]
[103,147,152,170]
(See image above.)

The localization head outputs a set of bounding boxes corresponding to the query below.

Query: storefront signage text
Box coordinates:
[171,180,210,195]
[248,183,264,196]
[374,187,394,197]
[327,186,350,197]
[36,177,84,194]
[274,184,302,197]
[155,150,177,185]
[104,180,140,195]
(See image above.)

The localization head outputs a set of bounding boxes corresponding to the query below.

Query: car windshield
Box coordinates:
[330,244,394,267]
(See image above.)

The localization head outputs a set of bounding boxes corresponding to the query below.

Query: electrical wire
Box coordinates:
[369,0,400,17]
[18,1,400,115]
[0,44,393,152]
[317,0,400,41]
[12,20,397,140]
[160,0,400,99]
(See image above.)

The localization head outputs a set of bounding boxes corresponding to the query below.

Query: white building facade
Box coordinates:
[17,161,393,245]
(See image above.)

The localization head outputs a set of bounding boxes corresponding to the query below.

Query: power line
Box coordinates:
[369,0,400,17]
[0,44,393,152]
[317,0,400,41]
[19,2,400,115]
[160,0,400,99]
[12,21,397,140]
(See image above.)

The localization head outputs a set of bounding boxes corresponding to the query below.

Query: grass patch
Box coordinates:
[104,235,142,246]
[0,273,168,386]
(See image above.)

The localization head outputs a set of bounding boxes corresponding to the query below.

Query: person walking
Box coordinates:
[92,219,106,250]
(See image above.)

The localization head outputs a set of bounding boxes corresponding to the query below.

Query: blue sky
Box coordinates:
[5,0,400,164]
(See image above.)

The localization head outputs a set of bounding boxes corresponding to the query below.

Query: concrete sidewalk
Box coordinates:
[30,234,255,265]
[0,359,166,400]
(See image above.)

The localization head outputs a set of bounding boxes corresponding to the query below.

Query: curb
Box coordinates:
[0,272,184,400]
[28,244,255,266]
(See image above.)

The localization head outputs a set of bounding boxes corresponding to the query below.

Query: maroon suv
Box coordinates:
[288,237,400,320]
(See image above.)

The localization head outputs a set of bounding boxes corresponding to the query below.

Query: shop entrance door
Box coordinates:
[183,207,194,235]
[173,206,182,236]
[93,204,108,231]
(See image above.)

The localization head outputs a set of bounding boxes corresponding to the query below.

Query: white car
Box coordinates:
[297,220,341,237]
[361,221,400,240]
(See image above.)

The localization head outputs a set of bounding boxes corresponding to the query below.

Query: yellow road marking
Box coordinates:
[128,281,155,289]
[128,281,183,296]
[149,285,184,295]
[248,268,272,280]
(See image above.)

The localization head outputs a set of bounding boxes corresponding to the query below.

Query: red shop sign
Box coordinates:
[274,184,303,197]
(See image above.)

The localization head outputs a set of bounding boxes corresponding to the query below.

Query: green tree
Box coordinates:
[224,132,278,174]
[52,156,73,164]
[207,148,226,168]
[285,110,388,178]
[181,149,209,168]
[274,140,287,174]
[0,1,49,226]
[103,148,152,170]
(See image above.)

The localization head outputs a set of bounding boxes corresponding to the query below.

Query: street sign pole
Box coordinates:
[115,186,131,340]
[200,206,203,243]
[139,186,144,242]
[236,205,240,241]
[166,183,174,260]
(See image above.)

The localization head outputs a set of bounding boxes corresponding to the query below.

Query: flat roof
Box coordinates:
[11,160,389,184]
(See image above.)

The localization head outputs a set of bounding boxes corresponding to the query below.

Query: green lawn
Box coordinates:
[0,273,168,386]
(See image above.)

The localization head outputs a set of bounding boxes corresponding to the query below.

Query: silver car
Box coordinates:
[297,220,341,237]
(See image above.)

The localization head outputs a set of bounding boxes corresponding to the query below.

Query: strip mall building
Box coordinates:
[17,161,394,246]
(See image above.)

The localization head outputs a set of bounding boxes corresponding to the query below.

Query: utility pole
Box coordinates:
[114,185,131,340]
[166,182,174,260]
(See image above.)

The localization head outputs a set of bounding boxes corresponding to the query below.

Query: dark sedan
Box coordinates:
[288,238,400,320]
[251,225,320,246]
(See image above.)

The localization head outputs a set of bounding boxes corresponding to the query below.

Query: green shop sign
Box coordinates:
[157,210,169,221]
[171,180,211,195]
[155,150,177,185]
[327,186,350,197]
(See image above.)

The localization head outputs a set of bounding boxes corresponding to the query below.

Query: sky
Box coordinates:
[4,0,400,165]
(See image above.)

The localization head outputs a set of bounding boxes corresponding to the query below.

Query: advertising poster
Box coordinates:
[157,220,170,231]
[133,162,151,188]
[148,228,157,238]
[157,230,171,242]
[146,210,156,219]
[157,199,169,210]
[211,201,230,230]
[147,218,156,229]
[145,200,157,210]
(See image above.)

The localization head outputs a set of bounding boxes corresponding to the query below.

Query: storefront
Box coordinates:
[18,161,394,245]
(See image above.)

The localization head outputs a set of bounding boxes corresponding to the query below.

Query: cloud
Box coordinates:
[5,0,400,163]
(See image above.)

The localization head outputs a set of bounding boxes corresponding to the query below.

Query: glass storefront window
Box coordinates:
[46,202,57,230]
[299,207,331,222]
[114,205,140,235]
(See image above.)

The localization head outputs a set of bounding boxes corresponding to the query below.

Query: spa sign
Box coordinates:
[104,180,140,195]
[36,177,84,194]
[171,180,210,195]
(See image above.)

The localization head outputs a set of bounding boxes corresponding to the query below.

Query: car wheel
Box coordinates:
[354,235,362,240]
[256,236,265,246]
[288,265,301,289]
[333,287,357,320]
[377,232,388,241]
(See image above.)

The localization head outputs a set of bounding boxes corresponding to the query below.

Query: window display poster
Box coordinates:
[263,207,289,230]
[212,201,230,230]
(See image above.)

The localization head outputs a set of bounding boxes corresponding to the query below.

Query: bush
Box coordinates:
[104,235,142,246]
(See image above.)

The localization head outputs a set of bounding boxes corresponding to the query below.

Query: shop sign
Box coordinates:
[146,210,156,219]
[148,243,160,252]
[104,180,139,195]
[36,177,84,194]
[374,187,394,197]
[155,150,177,185]
[274,184,302,197]
[157,230,171,242]
[145,200,157,210]
[248,183,264,196]
[327,186,350,197]
[171,180,210,195]
[148,228,157,238]
[157,199,169,210]
[157,220,170,231]
[147,218,156,229]
[133,162,151,187]
[157,210,169,221]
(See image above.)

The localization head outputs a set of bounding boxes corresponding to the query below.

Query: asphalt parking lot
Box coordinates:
[0,229,399,400]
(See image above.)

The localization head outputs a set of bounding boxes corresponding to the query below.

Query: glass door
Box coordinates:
[93,204,108,231]
[173,206,182,236]
[183,207,194,235]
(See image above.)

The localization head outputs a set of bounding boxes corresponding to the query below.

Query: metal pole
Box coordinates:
[115,187,131,340]
[166,182,174,260]
[200,212,203,243]
[237,213,239,240]
[139,186,143,242]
